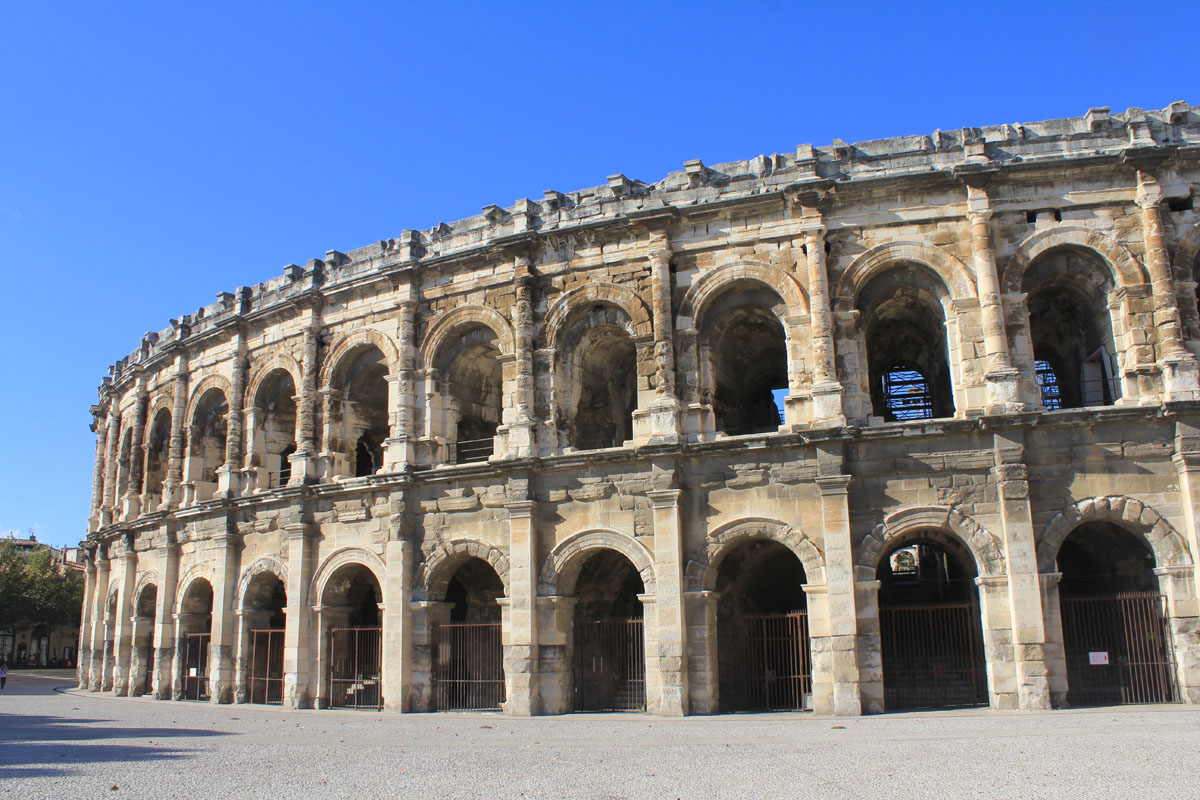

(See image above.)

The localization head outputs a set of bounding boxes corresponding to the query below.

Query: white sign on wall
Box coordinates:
[1088,651,1109,666]
[188,667,198,677]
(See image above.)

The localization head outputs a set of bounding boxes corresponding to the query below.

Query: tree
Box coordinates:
[0,541,84,635]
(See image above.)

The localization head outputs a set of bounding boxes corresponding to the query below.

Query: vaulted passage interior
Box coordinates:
[571,549,646,711]
[858,265,956,421]
[241,570,286,705]
[715,540,811,712]
[330,346,390,478]
[321,564,382,709]
[876,535,987,710]
[186,389,228,500]
[144,409,171,506]
[432,325,503,464]
[250,370,297,489]
[178,578,213,701]
[1056,522,1176,706]
[561,305,637,451]
[432,557,505,710]
[1024,247,1121,409]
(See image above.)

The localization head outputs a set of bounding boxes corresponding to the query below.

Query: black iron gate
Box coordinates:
[181,632,210,701]
[574,618,645,711]
[327,626,382,710]
[250,629,285,705]
[879,602,987,710]
[721,611,812,712]
[433,622,505,710]
[1060,591,1177,707]
[143,646,155,695]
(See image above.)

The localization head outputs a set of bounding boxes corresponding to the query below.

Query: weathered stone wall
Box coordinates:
[79,103,1200,714]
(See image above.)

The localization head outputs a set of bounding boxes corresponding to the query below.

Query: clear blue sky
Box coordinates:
[2,1,1197,547]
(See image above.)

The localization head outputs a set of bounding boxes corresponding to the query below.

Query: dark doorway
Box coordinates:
[572,550,646,711]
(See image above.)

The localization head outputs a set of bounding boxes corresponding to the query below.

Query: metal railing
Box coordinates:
[879,602,987,710]
[1060,591,1178,707]
[454,437,495,464]
[434,622,505,710]
[249,629,285,705]
[574,618,645,711]
[719,611,812,712]
[327,626,383,710]
[181,632,210,701]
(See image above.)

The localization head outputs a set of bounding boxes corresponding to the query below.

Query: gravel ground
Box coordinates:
[2,670,1198,799]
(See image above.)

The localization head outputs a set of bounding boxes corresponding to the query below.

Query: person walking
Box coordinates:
[1,662,7,691]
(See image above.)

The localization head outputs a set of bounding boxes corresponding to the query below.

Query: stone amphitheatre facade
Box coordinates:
[79,103,1200,716]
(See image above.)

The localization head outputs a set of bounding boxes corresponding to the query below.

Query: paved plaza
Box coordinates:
[1,671,1198,799]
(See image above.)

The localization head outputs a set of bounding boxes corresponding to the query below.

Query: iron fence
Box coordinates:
[434,622,505,710]
[328,626,383,710]
[1060,591,1178,707]
[454,437,495,464]
[249,629,285,705]
[879,602,987,710]
[181,632,210,701]
[720,611,812,712]
[574,618,645,711]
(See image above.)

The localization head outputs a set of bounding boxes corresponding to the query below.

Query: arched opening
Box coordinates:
[251,371,298,489]
[321,563,382,710]
[715,540,811,712]
[432,558,505,710]
[701,283,789,436]
[876,535,987,710]
[143,409,171,507]
[186,389,228,502]
[242,571,286,704]
[432,325,503,464]
[178,579,213,701]
[570,549,646,711]
[858,265,956,421]
[116,428,134,501]
[1056,522,1176,706]
[332,347,389,478]
[562,306,637,450]
[132,584,157,696]
[1024,248,1121,409]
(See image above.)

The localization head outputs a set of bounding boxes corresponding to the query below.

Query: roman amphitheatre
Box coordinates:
[78,102,1200,717]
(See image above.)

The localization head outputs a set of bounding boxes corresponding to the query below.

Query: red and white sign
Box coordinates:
[1088,651,1109,666]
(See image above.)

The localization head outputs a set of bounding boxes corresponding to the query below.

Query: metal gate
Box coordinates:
[249,629,285,705]
[327,626,382,710]
[143,647,155,695]
[1060,591,1178,707]
[433,622,505,710]
[181,633,210,701]
[720,611,812,712]
[879,602,987,710]
[574,618,645,711]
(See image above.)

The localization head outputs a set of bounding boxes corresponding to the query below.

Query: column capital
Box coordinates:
[815,475,851,495]
[646,488,682,507]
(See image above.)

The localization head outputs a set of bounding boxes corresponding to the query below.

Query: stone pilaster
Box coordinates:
[684,589,719,714]
[383,276,419,470]
[207,530,242,703]
[505,258,539,457]
[111,542,138,696]
[803,221,845,424]
[503,496,540,714]
[646,488,688,714]
[992,428,1051,709]
[644,236,682,443]
[1173,420,1200,606]
[381,493,413,711]
[216,337,248,497]
[1137,169,1200,400]
[161,355,189,509]
[89,417,107,533]
[288,321,322,484]
[816,462,864,715]
[152,527,179,699]
[966,185,1022,412]
[88,548,111,690]
[101,404,121,528]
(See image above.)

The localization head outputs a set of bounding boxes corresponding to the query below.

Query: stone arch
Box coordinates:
[174,564,216,614]
[184,373,232,429]
[418,538,510,602]
[235,556,289,607]
[1002,226,1149,294]
[684,517,826,592]
[834,240,976,303]
[542,283,653,352]
[419,305,516,370]
[857,505,1006,578]
[318,328,400,389]
[678,261,810,323]
[245,353,303,407]
[538,529,656,597]
[1172,221,1200,281]
[132,571,160,609]
[1036,495,1194,573]
[310,546,386,609]
[143,393,174,440]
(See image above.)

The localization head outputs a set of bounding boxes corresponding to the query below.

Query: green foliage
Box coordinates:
[0,541,84,634]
